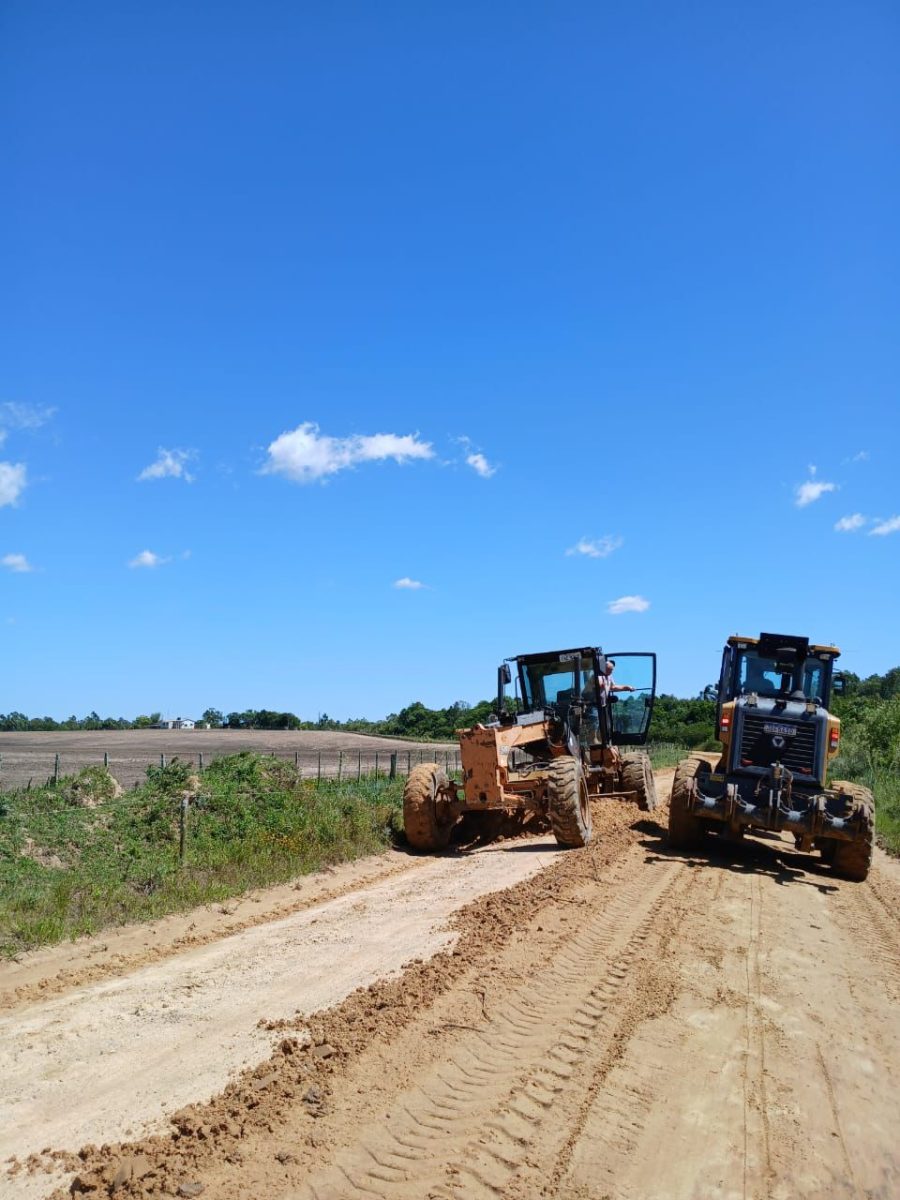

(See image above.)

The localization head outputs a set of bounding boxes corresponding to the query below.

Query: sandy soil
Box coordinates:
[2,768,899,1200]
[0,730,458,790]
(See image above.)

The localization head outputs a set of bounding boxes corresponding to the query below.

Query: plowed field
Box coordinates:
[3,769,899,1200]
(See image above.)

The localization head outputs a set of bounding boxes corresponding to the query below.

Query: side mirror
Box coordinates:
[701,685,718,702]
[832,673,845,696]
[497,663,512,715]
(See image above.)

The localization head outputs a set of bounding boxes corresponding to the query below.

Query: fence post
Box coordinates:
[54,753,60,784]
[338,750,343,781]
[317,751,322,784]
[375,752,380,777]
[179,795,189,863]
[295,750,299,772]
[406,751,411,775]
[103,751,109,769]
[389,752,397,779]
[160,753,166,769]
[199,751,204,773]
[357,750,362,781]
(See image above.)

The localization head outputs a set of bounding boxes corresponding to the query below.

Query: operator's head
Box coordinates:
[605,659,616,676]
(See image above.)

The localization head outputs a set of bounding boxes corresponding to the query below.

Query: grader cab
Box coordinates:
[403,646,657,851]
[668,633,874,880]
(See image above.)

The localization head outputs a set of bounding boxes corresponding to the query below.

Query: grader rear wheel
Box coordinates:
[547,757,592,848]
[620,752,658,811]
[828,781,875,882]
[403,763,457,852]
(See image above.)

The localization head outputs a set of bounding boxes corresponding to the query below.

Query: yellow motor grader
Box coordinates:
[403,646,657,851]
[669,632,874,881]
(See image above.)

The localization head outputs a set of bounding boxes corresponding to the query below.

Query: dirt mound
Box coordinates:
[64,767,123,808]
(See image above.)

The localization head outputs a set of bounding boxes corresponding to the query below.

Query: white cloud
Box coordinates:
[466,452,497,479]
[834,513,867,533]
[2,553,34,573]
[795,470,837,507]
[262,422,434,484]
[869,516,900,537]
[0,402,56,431]
[850,450,869,463]
[393,577,426,590]
[607,595,650,614]
[128,550,170,569]
[0,462,27,506]
[137,448,195,483]
[566,536,623,559]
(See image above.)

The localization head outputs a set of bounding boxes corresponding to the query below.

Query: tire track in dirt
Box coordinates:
[297,854,685,1199]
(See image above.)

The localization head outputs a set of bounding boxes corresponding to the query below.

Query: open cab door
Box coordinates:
[605,652,657,745]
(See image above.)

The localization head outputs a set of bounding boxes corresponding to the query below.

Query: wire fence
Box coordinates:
[0,747,464,792]
[0,742,693,793]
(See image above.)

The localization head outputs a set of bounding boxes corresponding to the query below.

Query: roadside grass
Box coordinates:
[647,743,692,770]
[0,753,404,959]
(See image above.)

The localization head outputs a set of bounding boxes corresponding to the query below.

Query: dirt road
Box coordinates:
[3,768,899,1200]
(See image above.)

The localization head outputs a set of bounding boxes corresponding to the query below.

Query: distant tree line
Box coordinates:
[3,667,899,741]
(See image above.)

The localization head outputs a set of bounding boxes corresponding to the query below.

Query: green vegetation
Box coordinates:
[0,753,404,958]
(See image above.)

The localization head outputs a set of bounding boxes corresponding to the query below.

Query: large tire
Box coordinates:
[828,781,875,882]
[668,757,709,851]
[403,764,456,852]
[547,757,592,848]
[620,752,658,812]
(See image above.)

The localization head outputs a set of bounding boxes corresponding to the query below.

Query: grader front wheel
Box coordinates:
[403,764,457,852]
[668,758,709,851]
[547,758,593,848]
[620,753,658,811]
[828,781,875,882]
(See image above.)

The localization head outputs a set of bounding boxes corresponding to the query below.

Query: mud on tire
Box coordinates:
[547,757,592,848]
[620,752,658,812]
[403,763,457,852]
[668,757,709,851]
[827,781,875,882]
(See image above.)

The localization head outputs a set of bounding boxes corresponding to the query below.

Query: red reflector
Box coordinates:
[721,716,731,729]
[829,730,840,748]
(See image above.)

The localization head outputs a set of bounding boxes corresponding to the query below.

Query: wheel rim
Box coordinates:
[578,774,590,823]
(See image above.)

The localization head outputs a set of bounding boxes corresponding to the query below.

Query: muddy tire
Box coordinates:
[403,764,456,852]
[668,758,708,851]
[828,781,875,882]
[620,752,657,812]
[547,757,592,848]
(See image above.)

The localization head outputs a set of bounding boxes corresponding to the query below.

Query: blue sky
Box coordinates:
[2,1,898,720]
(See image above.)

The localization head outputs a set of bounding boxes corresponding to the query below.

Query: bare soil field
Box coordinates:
[0,730,458,790]
[2,768,899,1200]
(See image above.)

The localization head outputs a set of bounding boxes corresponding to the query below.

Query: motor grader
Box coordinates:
[403,646,658,851]
[668,632,874,880]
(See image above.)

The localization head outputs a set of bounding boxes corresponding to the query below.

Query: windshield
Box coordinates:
[736,650,827,702]
[520,654,596,710]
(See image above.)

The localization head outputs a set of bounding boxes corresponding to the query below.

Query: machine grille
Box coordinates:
[737,712,819,775]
